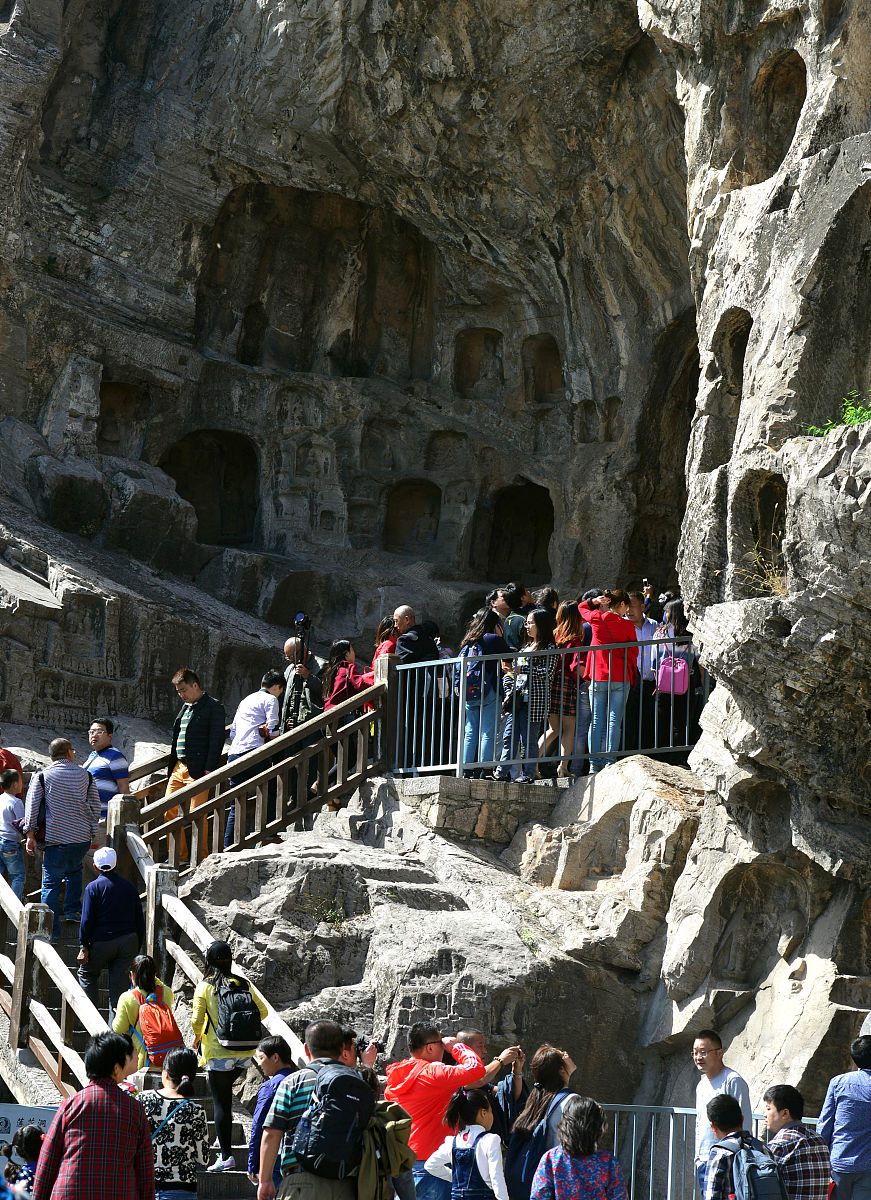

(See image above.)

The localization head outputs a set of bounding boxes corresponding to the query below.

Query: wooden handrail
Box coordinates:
[32,940,109,1037]
[137,685,384,818]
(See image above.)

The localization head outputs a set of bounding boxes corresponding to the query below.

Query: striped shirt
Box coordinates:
[24,759,100,845]
[264,1066,317,1176]
[83,745,129,821]
[176,705,194,760]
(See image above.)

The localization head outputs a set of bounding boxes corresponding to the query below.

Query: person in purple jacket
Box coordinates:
[248,1036,296,1188]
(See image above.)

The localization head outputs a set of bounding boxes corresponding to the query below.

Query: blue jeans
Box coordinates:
[223,753,264,848]
[832,1170,871,1200]
[570,685,592,774]
[156,1191,197,1200]
[0,839,25,900]
[588,681,630,773]
[413,1160,450,1200]
[462,690,500,767]
[501,702,540,774]
[42,841,90,935]
[695,1162,706,1199]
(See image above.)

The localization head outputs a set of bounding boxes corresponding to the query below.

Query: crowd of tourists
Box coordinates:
[4,1012,871,1200]
[0,578,705,921]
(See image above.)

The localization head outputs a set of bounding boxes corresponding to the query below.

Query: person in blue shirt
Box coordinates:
[818,1034,871,1198]
[247,1036,296,1188]
[77,846,145,1020]
[83,717,130,823]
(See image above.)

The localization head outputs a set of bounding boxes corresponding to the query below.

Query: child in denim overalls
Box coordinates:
[425,1086,509,1200]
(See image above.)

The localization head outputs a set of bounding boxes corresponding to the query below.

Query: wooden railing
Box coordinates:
[130,681,388,870]
[118,823,307,1067]
[0,673,393,1102]
[0,874,109,1099]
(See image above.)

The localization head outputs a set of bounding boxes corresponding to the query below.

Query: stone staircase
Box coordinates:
[3,883,255,1199]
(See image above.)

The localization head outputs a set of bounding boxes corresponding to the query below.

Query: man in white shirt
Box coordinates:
[693,1029,753,1197]
[222,670,284,848]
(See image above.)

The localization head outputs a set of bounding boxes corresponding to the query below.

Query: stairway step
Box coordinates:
[197,1169,256,1199]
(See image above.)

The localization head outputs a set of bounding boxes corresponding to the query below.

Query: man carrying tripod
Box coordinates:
[281,619,325,733]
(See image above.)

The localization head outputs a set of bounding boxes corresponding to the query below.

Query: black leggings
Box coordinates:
[208,1067,236,1159]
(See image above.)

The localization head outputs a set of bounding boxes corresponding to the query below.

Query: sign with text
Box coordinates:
[0,1103,57,1138]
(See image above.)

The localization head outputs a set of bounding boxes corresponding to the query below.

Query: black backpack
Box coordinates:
[212,978,263,1049]
[291,1060,376,1179]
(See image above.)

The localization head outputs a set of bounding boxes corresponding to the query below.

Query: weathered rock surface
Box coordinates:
[1,0,870,1138]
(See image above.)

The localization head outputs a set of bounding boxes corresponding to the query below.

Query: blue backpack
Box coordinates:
[505,1089,569,1200]
[454,643,486,702]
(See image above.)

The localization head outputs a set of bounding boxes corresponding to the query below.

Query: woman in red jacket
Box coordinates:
[323,640,369,709]
[578,590,637,774]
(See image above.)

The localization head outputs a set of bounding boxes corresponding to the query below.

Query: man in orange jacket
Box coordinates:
[384,1023,517,1200]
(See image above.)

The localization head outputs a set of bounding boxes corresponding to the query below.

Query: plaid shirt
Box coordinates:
[264,1064,317,1176]
[32,1079,155,1200]
[768,1122,831,1200]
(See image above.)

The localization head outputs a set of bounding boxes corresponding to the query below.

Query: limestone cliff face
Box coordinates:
[0,0,693,706]
[4,0,871,1139]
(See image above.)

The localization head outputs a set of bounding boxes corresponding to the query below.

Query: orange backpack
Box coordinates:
[131,986,185,1066]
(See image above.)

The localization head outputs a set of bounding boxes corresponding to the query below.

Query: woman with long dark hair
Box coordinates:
[322,640,369,710]
[505,1046,576,1198]
[530,1095,627,1200]
[458,608,509,775]
[191,940,267,1172]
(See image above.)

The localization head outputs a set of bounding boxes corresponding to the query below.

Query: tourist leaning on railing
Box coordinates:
[458,608,510,776]
[548,604,589,780]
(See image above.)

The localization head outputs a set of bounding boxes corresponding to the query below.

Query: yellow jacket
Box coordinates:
[112,979,176,1070]
[191,974,268,1065]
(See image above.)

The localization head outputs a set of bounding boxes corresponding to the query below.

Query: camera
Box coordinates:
[361,1037,387,1054]
[294,611,311,631]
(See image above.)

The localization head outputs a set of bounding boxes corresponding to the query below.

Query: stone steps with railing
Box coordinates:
[0,677,393,1190]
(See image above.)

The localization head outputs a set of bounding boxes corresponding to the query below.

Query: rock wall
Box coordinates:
[0,0,695,666]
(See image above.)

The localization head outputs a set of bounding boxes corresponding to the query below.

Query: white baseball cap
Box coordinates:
[93,847,117,871]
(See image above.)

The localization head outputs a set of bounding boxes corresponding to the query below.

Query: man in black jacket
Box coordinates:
[163,667,225,865]
[394,606,439,770]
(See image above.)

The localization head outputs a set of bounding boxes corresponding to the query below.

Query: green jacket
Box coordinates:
[357,1100,415,1200]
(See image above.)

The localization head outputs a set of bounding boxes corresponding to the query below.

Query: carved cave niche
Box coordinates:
[737,50,807,187]
[0,1,13,23]
[698,307,753,472]
[194,183,434,382]
[360,420,400,473]
[267,569,357,629]
[731,470,787,599]
[96,380,150,458]
[469,481,554,582]
[424,431,468,472]
[383,480,442,555]
[621,310,699,583]
[521,334,564,405]
[711,862,809,992]
[157,429,259,547]
[454,328,504,400]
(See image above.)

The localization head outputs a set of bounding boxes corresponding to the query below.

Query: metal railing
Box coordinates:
[601,1104,819,1200]
[392,637,711,777]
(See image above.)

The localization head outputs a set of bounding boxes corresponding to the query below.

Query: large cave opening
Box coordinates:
[622,311,699,586]
[470,481,554,582]
[158,429,259,546]
[195,183,434,382]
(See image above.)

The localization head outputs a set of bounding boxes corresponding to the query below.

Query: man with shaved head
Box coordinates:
[280,636,324,733]
[394,605,439,769]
